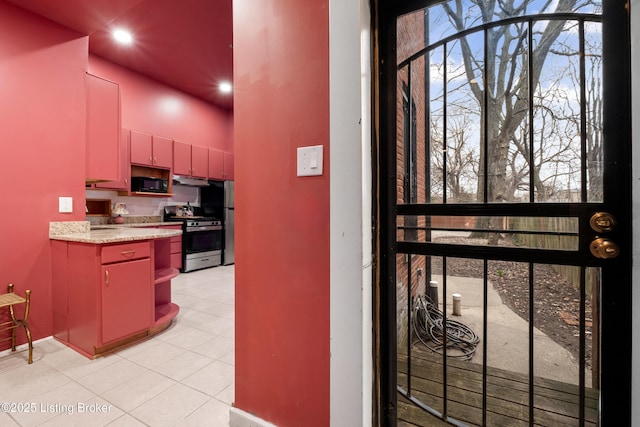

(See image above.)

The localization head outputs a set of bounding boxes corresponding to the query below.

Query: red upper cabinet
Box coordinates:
[130,130,152,166]
[151,135,173,169]
[208,149,234,180]
[86,74,121,182]
[223,151,234,180]
[95,128,131,191]
[173,140,191,176]
[208,148,224,180]
[174,140,208,179]
[191,145,208,179]
[131,130,172,169]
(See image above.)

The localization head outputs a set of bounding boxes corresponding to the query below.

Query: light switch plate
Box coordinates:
[59,196,73,213]
[297,145,323,177]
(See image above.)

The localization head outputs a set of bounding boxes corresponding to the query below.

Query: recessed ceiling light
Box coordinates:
[113,29,133,45]
[219,82,233,94]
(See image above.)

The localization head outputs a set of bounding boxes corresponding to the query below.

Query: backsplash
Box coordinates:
[88,215,163,226]
[49,221,90,237]
[86,184,200,217]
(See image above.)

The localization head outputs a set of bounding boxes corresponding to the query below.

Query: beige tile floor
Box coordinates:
[0,265,235,427]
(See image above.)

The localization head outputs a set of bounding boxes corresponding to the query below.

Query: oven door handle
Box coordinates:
[186,225,222,232]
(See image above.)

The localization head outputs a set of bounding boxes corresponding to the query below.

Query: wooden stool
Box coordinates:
[0,284,32,364]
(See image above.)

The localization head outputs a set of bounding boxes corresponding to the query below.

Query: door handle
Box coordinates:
[589,238,620,259]
[105,270,109,286]
[590,212,617,233]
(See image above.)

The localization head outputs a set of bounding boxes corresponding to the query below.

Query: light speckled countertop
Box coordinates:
[49,221,181,244]
[89,222,178,229]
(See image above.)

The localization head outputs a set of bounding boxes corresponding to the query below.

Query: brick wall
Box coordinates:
[396,11,428,348]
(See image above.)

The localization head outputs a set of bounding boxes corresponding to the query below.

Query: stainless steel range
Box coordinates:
[164,206,223,272]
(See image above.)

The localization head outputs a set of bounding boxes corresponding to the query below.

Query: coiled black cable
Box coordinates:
[412,294,480,361]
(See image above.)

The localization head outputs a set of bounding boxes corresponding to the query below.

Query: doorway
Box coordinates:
[375,0,632,425]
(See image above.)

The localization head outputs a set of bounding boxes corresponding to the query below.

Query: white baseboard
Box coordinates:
[229,407,278,427]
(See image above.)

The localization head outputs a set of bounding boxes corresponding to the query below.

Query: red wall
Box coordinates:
[0,1,88,346]
[89,55,233,152]
[0,1,232,352]
[233,1,330,425]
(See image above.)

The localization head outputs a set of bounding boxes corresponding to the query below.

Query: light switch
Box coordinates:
[297,145,323,177]
[59,196,73,213]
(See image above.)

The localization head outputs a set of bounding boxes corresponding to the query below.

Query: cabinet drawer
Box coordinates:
[171,253,182,269]
[170,241,182,254]
[102,242,150,264]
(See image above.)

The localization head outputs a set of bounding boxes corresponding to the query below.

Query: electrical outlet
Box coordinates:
[59,197,73,213]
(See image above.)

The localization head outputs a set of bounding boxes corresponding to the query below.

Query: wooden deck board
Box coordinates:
[397,345,598,426]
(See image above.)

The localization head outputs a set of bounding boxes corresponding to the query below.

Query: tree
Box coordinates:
[431,106,479,202]
[440,0,582,242]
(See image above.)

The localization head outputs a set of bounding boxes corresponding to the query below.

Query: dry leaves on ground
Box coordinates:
[433,235,593,370]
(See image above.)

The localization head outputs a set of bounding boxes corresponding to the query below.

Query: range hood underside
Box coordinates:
[172,175,210,187]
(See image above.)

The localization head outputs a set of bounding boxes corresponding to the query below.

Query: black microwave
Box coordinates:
[131,176,168,193]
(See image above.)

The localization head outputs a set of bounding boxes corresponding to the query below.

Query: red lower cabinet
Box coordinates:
[51,238,179,358]
[139,225,182,270]
[101,258,151,343]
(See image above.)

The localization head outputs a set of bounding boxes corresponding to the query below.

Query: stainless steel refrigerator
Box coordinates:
[223,181,235,265]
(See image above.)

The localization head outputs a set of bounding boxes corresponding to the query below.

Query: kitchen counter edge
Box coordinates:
[49,221,181,244]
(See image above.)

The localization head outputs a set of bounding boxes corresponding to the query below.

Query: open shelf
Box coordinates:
[130,191,174,197]
[86,198,111,216]
[154,302,179,325]
[154,267,179,284]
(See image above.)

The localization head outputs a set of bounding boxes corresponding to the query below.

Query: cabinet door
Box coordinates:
[101,258,151,344]
[173,140,192,176]
[223,152,234,180]
[95,128,131,191]
[86,74,120,182]
[191,145,209,178]
[152,135,173,169]
[208,148,224,180]
[130,130,153,166]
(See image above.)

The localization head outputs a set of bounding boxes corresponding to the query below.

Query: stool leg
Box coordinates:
[23,322,33,364]
[11,325,17,352]
[9,307,18,353]
[7,284,17,351]
[4,286,33,364]
[24,290,32,364]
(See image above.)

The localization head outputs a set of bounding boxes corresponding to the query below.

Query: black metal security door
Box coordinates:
[376,0,631,426]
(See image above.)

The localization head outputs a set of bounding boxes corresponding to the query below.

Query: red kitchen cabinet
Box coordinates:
[141,224,183,270]
[151,135,173,168]
[192,145,208,179]
[208,148,224,180]
[130,131,173,169]
[223,151,234,180]
[174,140,208,179]
[94,128,131,191]
[86,73,121,183]
[173,140,191,175]
[51,240,69,343]
[101,257,151,343]
[208,148,234,180]
[153,237,181,326]
[53,241,152,357]
[51,238,179,359]
[165,226,183,270]
[130,130,152,166]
